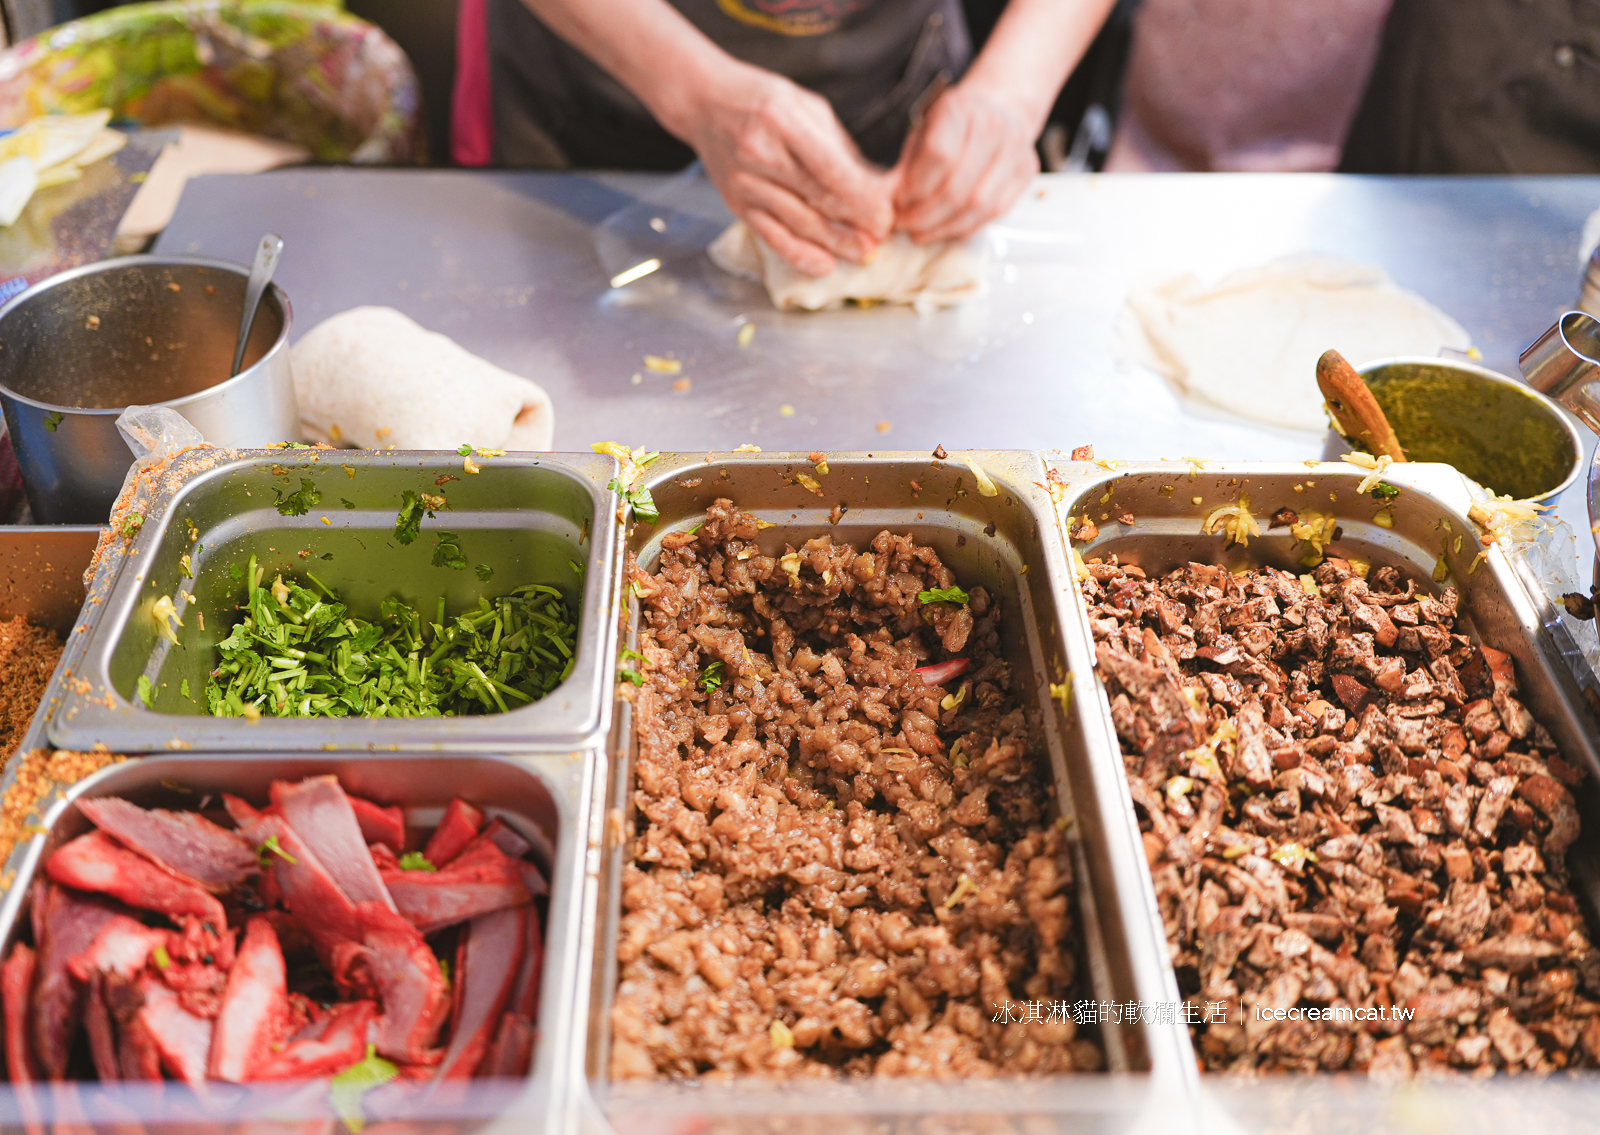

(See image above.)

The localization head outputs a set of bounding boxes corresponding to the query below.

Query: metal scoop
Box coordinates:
[230,233,283,377]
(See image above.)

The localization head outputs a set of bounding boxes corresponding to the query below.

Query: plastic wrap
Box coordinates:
[0,0,419,164]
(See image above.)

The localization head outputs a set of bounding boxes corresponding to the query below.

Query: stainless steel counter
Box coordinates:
[154,169,1600,582]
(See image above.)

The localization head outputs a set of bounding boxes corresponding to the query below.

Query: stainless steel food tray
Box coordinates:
[0,525,100,637]
[44,450,623,753]
[1047,459,1600,1095]
[0,749,596,1135]
[569,451,1191,1135]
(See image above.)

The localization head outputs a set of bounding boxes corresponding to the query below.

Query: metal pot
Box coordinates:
[0,255,298,524]
[1320,355,1584,504]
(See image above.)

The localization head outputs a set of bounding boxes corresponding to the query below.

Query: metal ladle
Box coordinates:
[230,233,284,378]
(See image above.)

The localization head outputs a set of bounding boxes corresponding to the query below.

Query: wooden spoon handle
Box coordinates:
[1317,349,1407,462]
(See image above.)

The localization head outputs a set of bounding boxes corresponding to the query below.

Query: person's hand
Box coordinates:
[893,83,1040,244]
[677,65,894,276]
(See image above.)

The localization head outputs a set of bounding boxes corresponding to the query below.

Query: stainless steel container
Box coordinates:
[1318,357,1584,505]
[0,750,593,1134]
[0,524,98,634]
[44,449,622,753]
[1049,459,1600,1094]
[1521,310,1600,437]
[570,452,1189,1135]
[0,256,299,525]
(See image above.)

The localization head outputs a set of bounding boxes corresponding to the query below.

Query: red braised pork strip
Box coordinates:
[612,499,1101,1079]
[2,779,548,1086]
[1087,554,1600,1075]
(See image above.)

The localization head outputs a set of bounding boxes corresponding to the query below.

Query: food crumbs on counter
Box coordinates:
[613,500,1103,1079]
[630,373,643,385]
[1192,496,1203,506]
[643,355,682,374]
[733,444,762,454]
[738,322,756,348]
[779,404,795,417]
[876,420,892,434]
[84,315,100,330]
[673,378,692,393]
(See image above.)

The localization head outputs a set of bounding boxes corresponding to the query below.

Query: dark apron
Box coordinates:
[487,0,971,169]
[1342,0,1600,173]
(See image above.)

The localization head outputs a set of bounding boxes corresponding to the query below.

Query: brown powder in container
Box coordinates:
[0,617,62,759]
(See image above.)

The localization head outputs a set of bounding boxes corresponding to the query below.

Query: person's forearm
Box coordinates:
[516,0,744,139]
[960,0,1119,133]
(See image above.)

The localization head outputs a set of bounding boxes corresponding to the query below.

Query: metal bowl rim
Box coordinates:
[0,254,292,417]
[1354,354,1586,501]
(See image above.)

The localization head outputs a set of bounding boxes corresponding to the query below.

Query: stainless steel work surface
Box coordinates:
[153,170,1600,584]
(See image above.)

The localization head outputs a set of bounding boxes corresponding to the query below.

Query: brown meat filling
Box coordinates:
[1089,554,1600,1075]
[612,500,1101,1079]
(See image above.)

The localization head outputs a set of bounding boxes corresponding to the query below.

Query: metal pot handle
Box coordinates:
[1522,311,1600,435]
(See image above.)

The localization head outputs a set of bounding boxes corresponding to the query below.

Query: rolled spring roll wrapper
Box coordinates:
[290,306,554,450]
[708,222,984,314]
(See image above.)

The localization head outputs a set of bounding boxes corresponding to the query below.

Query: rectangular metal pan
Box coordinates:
[45,450,623,753]
[0,525,99,636]
[568,451,1190,1135]
[0,749,596,1135]
[1048,459,1600,1100]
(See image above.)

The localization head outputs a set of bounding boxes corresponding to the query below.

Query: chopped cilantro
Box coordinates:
[431,532,468,571]
[457,443,473,456]
[205,561,578,719]
[918,585,970,605]
[607,477,659,523]
[328,1044,398,1134]
[320,552,334,561]
[42,411,62,433]
[619,668,645,686]
[274,478,321,517]
[569,559,584,575]
[475,563,494,582]
[397,851,436,872]
[699,660,725,692]
[122,512,143,538]
[393,490,433,545]
[341,498,356,510]
[620,648,647,664]
[258,834,298,865]
[229,562,244,581]
[180,678,191,700]
[136,675,154,708]
[1369,482,1401,502]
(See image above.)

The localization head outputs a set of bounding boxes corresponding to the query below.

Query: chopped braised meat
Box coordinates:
[615,499,1100,1079]
[1088,555,1600,1075]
